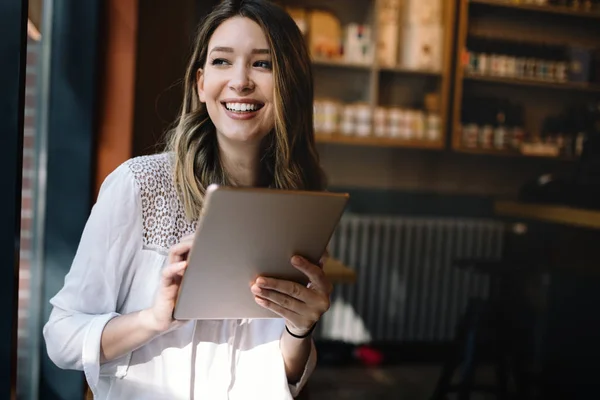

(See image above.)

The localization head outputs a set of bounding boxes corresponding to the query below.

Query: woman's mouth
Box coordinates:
[221,101,265,120]
[222,102,264,113]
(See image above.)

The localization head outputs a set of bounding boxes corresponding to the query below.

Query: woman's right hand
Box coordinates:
[144,234,194,333]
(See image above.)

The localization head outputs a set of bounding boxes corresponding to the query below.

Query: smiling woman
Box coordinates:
[42,1,330,399]
[169,1,325,220]
[198,17,275,158]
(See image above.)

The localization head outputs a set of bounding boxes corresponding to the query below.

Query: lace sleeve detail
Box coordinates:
[125,153,197,252]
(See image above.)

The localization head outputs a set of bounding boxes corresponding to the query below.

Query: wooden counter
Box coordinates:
[323,257,356,284]
[493,200,600,397]
[494,200,600,230]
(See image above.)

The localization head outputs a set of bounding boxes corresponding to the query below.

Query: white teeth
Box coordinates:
[225,102,259,112]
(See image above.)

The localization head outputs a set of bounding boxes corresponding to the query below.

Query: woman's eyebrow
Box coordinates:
[209,46,234,54]
[209,46,270,55]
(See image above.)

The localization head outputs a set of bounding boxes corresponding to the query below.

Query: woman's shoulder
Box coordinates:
[98,152,174,200]
[122,152,174,184]
[113,152,175,197]
[120,152,195,250]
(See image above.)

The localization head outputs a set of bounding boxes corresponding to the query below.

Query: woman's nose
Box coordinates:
[228,64,254,93]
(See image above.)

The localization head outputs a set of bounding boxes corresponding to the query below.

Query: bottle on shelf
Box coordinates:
[494,105,509,150]
[461,96,529,152]
[461,98,479,148]
[373,107,387,138]
[426,113,441,141]
[479,107,495,149]
[510,105,526,150]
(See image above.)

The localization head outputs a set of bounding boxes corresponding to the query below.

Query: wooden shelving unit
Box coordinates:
[378,65,442,77]
[464,73,600,93]
[315,133,444,149]
[277,0,600,160]
[467,28,599,49]
[280,0,456,151]
[311,57,372,70]
[455,146,576,161]
[451,0,600,160]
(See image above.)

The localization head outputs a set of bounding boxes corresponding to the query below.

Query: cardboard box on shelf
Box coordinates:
[403,0,442,25]
[377,0,401,67]
[400,24,443,72]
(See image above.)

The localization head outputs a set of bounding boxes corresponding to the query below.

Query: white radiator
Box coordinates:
[317,214,505,343]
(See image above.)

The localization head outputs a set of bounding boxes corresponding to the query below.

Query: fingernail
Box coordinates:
[256,278,266,287]
[291,256,304,266]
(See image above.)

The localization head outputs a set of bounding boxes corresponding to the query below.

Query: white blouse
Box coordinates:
[42,153,316,399]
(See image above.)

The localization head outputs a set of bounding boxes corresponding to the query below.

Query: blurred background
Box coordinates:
[2,0,600,399]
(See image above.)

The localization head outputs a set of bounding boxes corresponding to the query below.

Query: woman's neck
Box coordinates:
[218,138,266,187]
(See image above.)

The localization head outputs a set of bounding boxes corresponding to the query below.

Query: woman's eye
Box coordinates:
[254,60,272,70]
[211,58,229,66]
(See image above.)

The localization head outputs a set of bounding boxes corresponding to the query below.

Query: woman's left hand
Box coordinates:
[251,254,333,336]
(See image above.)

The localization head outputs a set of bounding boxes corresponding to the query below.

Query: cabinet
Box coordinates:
[451,0,600,160]
[279,0,456,150]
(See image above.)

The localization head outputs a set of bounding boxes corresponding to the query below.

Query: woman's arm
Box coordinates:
[99,309,160,363]
[43,163,193,394]
[43,164,142,375]
[100,238,193,363]
[251,255,332,384]
[279,326,314,383]
[98,270,184,363]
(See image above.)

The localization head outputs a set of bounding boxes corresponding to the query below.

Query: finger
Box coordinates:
[162,261,187,283]
[255,277,316,303]
[291,256,331,292]
[168,239,194,263]
[251,285,314,316]
[254,296,303,323]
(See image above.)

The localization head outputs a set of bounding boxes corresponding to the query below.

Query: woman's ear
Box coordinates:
[196,68,205,103]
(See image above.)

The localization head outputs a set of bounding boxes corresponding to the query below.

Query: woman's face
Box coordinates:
[197,17,275,146]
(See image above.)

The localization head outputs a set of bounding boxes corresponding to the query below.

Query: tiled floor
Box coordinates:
[307,365,498,400]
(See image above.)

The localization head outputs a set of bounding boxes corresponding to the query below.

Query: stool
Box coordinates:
[432,259,551,400]
[430,259,514,400]
[431,220,554,399]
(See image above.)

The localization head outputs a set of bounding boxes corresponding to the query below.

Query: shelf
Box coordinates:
[469,0,600,19]
[379,66,442,77]
[311,61,442,77]
[468,28,598,49]
[311,57,372,71]
[452,0,599,164]
[315,134,444,150]
[494,200,600,230]
[464,73,600,93]
[455,146,575,160]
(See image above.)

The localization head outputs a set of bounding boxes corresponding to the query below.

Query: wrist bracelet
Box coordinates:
[285,323,317,339]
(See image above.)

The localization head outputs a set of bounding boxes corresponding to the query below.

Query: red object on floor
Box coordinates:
[354,345,384,367]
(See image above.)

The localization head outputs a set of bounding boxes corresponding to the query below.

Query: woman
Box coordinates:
[42,1,332,398]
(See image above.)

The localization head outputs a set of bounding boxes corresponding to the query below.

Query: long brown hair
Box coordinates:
[166,0,326,220]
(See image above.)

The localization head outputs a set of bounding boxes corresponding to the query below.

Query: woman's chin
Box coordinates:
[217,130,270,146]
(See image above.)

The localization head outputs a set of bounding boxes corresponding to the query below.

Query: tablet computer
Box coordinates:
[173,184,349,320]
